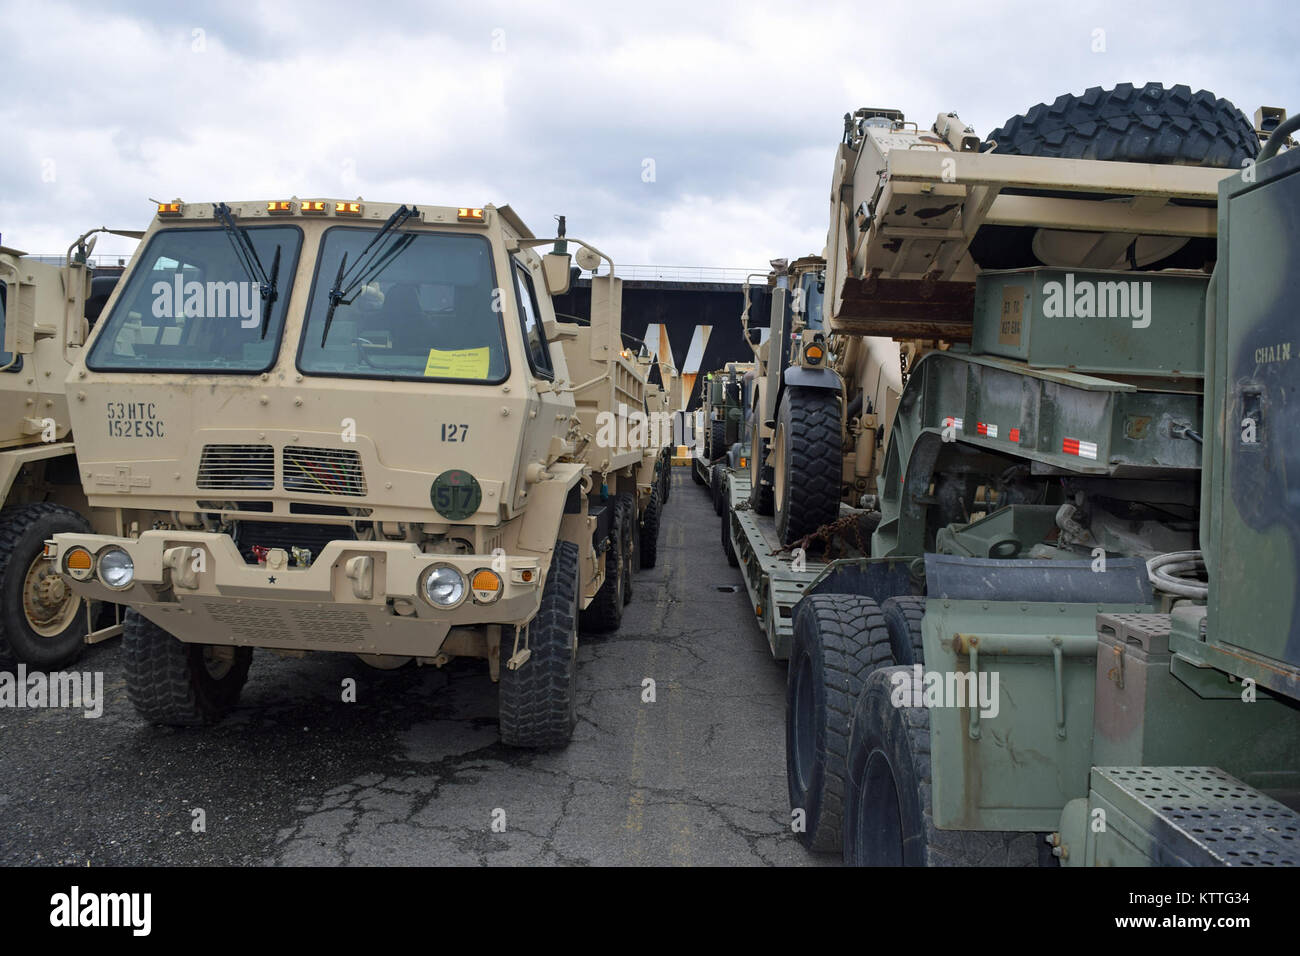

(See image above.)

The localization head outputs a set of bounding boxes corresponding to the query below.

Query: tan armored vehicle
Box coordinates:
[49,199,648,747]
[0,235,130,668]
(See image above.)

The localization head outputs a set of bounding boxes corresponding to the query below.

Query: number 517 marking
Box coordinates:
[441,424,469,442]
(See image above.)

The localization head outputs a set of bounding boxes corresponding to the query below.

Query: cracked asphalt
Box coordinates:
[0,469,826,866]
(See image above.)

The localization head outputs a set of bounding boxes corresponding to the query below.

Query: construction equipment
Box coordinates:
[741,254,857,546]
[48,199,652,748]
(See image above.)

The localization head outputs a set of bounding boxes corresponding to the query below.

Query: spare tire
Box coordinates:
[970,82,1258,271]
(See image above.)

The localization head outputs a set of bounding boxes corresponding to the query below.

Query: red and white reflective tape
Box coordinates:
[976,422,998,438]
[1062,437,1098,460]
[943,416,963,430]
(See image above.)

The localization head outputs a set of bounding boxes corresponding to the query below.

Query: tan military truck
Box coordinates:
[631,351,675,563]
[551,271,660,614]
[0,233,132,669]
[643,356,676,508]
[48,199,648,747]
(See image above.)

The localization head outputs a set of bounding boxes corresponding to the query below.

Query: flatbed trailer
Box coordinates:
[691,450,712,488]
[723,471,911,659]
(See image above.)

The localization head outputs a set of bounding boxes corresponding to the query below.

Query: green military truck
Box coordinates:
[692,360,751,515]
[722,84,1300,863]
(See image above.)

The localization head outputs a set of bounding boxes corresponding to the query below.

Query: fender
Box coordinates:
[516,461,587,554]
[782,365,842,391]
[0,441,78,503]
[771,366,843,427]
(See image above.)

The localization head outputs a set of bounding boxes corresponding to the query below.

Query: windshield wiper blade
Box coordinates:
[320,250,349,348]
[260,245,281,340]
[215,202,282,339]
[320,204,419,347]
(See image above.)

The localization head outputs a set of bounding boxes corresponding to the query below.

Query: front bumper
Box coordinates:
[49,531,543,656]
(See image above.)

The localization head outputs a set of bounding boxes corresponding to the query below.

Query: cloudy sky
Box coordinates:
[3,0,1296,269]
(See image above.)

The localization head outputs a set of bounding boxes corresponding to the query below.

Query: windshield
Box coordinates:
[799,272,825,330]
[86,226,301,372]
[299,228,507,382]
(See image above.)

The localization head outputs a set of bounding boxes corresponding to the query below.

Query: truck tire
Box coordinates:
[973,83,1258,271]
[0,503,93,670]
[843,666,1040,866]
[710,420,727,461]
[721,484,738,567]
[123,609,253,726]
[787,594,893,852]
[880,595,927,666]
[617,492,636,605]
[499,540,579,748]
[710,463,725,516]
[659,449,672,504]
[639,487,661,569]
[749,432,774,516]
[579,506,625,634]
[774,388,842,547]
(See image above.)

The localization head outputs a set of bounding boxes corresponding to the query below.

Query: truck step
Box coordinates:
[1089,766,1300,866]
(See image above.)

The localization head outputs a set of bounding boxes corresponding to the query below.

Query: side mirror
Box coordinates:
[542,253,572,296]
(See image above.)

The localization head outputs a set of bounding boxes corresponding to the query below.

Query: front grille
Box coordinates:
[283,447,367,497]
[197,444,274,490]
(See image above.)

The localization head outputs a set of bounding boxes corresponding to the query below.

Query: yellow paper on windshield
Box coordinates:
[424,347,490,379]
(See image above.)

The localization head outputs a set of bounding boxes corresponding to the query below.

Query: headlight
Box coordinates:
[97,547,135,589]
[422,565,466,608]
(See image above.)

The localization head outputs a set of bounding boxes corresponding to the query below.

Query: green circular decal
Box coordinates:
[431,469,482,521]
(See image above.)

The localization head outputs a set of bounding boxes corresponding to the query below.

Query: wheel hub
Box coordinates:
[202,645,235,680]
[23,553,81,638]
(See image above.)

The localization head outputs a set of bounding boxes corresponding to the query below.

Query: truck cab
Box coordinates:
[49,198,645,746]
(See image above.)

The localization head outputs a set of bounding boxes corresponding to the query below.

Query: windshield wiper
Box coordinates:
[215,202,281,339]
[321,204,418,347]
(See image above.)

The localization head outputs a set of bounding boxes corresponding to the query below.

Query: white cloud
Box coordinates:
[2,0,1295,268]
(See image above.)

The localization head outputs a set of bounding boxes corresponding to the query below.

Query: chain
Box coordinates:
[772,511,871,561]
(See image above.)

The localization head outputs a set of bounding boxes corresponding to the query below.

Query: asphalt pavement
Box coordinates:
[0,468,826,866]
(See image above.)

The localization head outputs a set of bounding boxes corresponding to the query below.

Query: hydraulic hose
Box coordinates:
[1147,550,1208,600]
